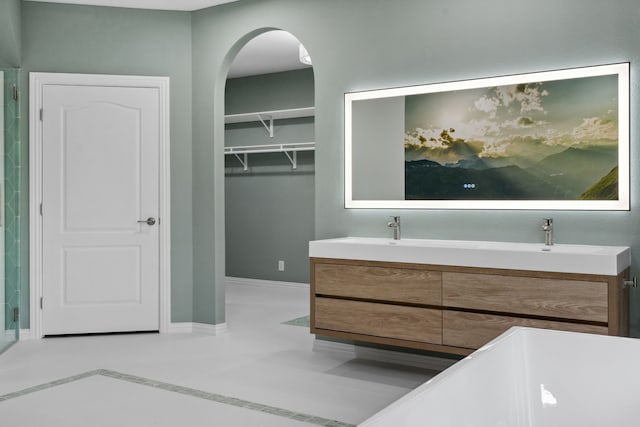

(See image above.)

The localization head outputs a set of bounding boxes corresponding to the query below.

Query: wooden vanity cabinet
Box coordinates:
[315,298,442,344]
[313,262,441,305]
[310,257,629,356]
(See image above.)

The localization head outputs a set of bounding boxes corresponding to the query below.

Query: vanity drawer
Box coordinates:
[442,311,609,349]
[315,297,442,344]
[314,262,442,305]
[442,272,608,322]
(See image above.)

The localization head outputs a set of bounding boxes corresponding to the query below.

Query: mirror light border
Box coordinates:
[345,62,630,210]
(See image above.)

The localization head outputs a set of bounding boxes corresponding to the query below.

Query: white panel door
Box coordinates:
[42,84,160,335]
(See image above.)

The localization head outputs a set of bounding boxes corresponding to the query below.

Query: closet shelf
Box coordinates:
[224,107,314,124]
[224,107,315,137]
[224,142,315,171]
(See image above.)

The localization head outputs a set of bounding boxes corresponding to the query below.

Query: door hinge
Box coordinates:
[11,85,18,101]
[40,297,43,309]
[39,108,43,121]
[13,307,19,322]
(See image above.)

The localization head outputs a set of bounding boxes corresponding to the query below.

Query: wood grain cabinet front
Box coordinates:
[310,257,628,356]
[314,262,441,305]
[442,272,608,322]
[442,311,608,349]
[315,297,442,344]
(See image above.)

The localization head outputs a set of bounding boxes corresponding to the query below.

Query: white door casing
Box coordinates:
[30,73,171,337]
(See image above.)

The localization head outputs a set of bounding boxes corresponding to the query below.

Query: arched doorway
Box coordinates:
[222,30,315,323]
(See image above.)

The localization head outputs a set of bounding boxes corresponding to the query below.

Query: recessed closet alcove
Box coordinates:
[224,30,315,285]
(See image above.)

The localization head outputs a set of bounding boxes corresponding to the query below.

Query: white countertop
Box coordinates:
[309,237,630,276]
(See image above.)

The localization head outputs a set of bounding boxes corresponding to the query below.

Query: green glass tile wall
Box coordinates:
[2,68,20,346]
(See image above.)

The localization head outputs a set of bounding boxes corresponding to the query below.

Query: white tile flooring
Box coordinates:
[0,283,443,426]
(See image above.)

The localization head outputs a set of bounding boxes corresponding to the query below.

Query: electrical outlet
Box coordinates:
[278,260,285,271]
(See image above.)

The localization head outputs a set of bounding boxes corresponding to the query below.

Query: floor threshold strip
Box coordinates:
[0,369,356,427]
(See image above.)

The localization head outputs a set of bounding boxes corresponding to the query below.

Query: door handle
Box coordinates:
[138,217,156,226]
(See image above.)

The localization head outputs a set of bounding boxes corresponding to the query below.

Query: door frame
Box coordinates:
[29,72,171,338]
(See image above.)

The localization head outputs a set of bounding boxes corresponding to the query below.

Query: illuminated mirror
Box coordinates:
[345,63,629,210]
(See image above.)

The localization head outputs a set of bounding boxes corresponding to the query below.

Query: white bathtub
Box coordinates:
[359,327,640,426]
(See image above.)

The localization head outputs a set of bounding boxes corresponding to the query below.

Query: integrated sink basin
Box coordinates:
[309,237,630,275]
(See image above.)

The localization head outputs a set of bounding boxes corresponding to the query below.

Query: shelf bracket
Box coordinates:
[283,150,297,169]
[233,152,248,171]
[257,114,274,138]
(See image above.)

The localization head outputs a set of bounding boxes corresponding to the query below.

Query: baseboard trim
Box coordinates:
[225,276,309,289]
[21,279,303,339]
[19,329,34,340]
[20,325,229,338]
[313,339,458,372]
[168,322,229,335]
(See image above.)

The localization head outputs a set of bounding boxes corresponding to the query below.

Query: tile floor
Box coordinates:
[0,282,444,426]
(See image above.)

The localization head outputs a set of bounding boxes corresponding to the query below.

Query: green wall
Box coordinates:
[225,68,314,113]
[13,0,640,334]
[20,2,194,325]
[0,0,21,67]
[193,0,640,334]
[225,69,314,283]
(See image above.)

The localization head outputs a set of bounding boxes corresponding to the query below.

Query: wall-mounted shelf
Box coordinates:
[224,142,315,171]
[224,107,315,137]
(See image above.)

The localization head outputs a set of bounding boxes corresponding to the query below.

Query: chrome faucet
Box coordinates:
[542,218,553,246]
[388,216,401,240]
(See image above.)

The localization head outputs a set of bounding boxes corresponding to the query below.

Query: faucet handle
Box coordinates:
[542,218,553,227]
[387,216,401,240]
